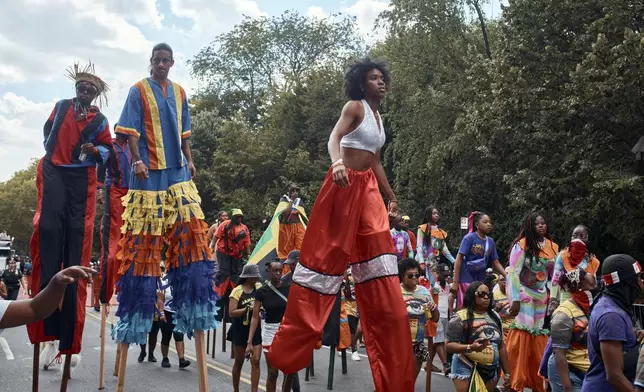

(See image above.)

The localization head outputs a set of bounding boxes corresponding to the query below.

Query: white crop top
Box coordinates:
[340,100,386,154]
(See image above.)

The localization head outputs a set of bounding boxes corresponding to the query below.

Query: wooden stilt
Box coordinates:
[194,330,209,392]
[32,344,40,392]
[113,343,121,377]
[341,349,347,375]
[60,354,72,392]
[98,304,107,390]
[116,344,128,392]
[327,345,336,390]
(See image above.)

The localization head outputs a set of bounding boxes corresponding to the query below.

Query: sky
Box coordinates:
[0,0,503,181]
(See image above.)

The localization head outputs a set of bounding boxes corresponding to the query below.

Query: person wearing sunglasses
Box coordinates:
[399,258,439,389]
[277,183,308,274]
[28,62,112,356]
[549,225,599,315]
[446,282,511,392]
[2,258,26,300]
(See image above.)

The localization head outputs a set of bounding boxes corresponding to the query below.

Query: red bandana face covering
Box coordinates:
[569,239,587,268]
[572,290,592,315]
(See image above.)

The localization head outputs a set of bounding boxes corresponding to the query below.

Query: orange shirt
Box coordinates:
[215,220,251,258]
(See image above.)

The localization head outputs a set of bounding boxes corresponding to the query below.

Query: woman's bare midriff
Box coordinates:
[340,147,377,171]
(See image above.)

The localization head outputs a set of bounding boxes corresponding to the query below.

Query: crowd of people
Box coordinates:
[1,40,644,392]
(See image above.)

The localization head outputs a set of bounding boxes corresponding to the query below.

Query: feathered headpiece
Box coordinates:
[65,61,109,107]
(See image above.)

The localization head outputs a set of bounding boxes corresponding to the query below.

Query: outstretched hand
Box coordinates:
[54,266,96,285]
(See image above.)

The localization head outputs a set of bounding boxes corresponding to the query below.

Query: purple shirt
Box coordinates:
[97,139,131,189]
[582,296,637,392]
[457,232,499,283]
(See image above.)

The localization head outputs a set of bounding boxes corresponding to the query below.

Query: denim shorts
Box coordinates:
[449,355,499,382]
[547,354,583,392]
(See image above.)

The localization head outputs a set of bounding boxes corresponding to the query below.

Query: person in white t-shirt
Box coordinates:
[0,266,95,333]
[429,263,452,375]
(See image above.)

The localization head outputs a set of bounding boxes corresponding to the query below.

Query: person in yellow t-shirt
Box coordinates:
[547,268,594,392]
[493,273,514,334]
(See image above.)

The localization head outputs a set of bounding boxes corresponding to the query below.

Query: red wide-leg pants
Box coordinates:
[27,158,96,354]
[268,168,415,392]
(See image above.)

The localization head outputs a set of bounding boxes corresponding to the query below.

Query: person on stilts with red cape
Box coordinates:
[267,58,415,391]
[27,62,112,355]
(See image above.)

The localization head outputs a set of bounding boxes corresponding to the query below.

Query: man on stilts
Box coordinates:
[268,58,415,391]
[27,62,112,359]
[97,127,131,306]
[95,126,131,389]
[112,43,218,392]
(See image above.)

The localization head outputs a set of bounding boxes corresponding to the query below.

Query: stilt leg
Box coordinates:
[98,304,106,390]
[211,329,216,359]
[60,354,72,392]
[113,343,121,377]
[341,349,347,375]
[195,331,209,392]
[116,344,128,392]
[32,344,40,392]
[327,345,336,390]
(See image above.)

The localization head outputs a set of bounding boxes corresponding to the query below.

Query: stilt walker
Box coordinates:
[27,62,112,391]
[96,129,131,389]
[112,43,218,391]
[267,58,415,391]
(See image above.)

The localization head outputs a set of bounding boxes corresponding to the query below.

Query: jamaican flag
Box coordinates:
[248,197,308,277]
[467,363,487,392]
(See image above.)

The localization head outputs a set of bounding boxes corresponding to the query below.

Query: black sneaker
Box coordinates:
[148,354,157,363]
[94,306,100,312]
[138,351,146,363]
[161,358,171,368]
[179,358,191,369]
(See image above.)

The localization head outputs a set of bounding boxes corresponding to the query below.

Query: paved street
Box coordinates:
[0,304,456,391]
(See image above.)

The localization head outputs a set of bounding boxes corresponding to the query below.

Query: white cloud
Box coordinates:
[344,0,389,42]
[0,93,57,178]
[307,6,328,20]
[169,0,265,39]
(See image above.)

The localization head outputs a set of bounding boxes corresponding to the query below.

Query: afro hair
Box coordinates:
[343,57,390,100]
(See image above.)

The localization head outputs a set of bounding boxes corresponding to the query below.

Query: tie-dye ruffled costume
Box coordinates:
[113,78,218,345]
[506,238,559,392]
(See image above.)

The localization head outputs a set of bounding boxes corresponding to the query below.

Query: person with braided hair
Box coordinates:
[446,281,511,391]
[450,212,505,309]
[506,211,559,392]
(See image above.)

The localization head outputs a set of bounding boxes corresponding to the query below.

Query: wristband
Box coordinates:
[331,159,344,168]
[133,160,143,166]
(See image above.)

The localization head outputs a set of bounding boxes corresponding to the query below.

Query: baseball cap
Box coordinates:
[285,250,300,265]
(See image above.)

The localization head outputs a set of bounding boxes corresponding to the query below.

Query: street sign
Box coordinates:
[460,217,468,230]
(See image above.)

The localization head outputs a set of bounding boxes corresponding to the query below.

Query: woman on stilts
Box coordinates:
[506,212,559,392]
[267,58,415,391]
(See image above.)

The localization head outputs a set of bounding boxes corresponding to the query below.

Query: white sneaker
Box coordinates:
[351,351,361,361]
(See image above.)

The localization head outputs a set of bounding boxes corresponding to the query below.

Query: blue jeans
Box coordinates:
[547,354,583,392]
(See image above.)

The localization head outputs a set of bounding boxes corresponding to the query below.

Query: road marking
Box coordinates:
[0,337,14,360]
[321,344,368,359]
[86,312,265,390]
